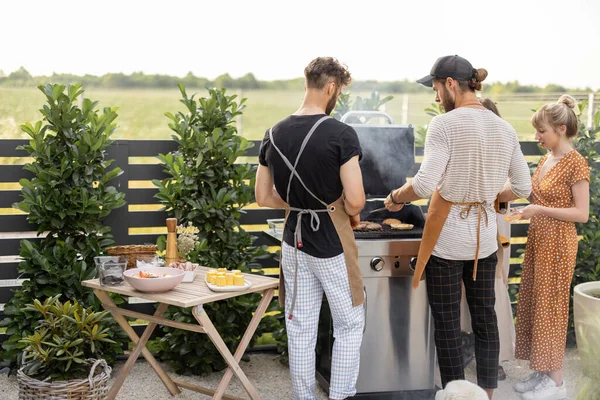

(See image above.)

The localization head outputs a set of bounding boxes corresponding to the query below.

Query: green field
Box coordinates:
[0,87,562,141]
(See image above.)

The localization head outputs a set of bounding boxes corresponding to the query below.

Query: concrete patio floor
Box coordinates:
[0,348,586,399]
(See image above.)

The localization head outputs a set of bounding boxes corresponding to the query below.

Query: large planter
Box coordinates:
[17,358,112,400]
[573,281,600,379]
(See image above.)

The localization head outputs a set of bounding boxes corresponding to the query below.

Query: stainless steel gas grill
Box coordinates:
[314,112,437,399]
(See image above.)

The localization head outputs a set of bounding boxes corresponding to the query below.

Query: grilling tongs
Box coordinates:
[367,198,412,214]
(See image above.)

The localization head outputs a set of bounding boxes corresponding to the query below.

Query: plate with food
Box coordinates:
[123,267,185,292]
[204,268,252,292]
[504,208,524,223]
[168,261,200,282]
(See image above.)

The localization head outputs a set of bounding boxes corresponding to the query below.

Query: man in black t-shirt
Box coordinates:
[255,57,366,400]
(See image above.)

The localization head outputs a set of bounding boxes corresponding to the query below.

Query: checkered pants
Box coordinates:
[281,242,364,400]
[426,253,500,389]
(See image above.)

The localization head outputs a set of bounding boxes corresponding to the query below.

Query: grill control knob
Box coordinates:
[409,257,417,272]
[370,257,385,271]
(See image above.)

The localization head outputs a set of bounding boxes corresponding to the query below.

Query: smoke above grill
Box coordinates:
[351,124,415,198]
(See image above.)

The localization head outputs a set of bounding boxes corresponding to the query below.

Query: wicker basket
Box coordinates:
[17,358,111,400]
[106,244,158,270]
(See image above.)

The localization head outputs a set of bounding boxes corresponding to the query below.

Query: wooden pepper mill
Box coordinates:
[165,218,178,266]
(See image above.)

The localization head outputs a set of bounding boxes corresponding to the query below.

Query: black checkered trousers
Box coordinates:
[425,253,500,389]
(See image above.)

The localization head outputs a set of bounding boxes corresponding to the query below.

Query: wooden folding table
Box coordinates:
[82,267,278,400]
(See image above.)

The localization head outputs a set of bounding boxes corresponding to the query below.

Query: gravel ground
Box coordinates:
[0,349,585,399]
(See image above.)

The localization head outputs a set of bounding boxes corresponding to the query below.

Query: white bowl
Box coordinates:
[182,269,197,283]
[123,267,185,292]
[166,261,199,283]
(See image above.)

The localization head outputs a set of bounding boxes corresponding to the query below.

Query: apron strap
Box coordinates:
[268,115,332,320]
[268,115,330,207]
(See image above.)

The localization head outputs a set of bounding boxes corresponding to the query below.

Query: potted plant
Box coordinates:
[572,105,600,343]
[575,308,600,399]
[17,295,115,399]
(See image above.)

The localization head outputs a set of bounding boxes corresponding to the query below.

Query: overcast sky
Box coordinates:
[2,0,599,89]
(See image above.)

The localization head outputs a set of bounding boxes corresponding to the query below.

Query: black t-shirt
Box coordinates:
[259,114,362,258]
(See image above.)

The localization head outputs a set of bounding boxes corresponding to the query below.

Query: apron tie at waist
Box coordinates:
[291,208,326,248]
[454,201,490,281]
[288,207,330,320]
[411,190,499,289]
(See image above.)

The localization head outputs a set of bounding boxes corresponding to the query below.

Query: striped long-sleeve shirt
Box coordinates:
[412,108,532,260]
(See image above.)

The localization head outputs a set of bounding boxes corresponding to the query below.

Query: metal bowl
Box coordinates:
[123,267,185,292]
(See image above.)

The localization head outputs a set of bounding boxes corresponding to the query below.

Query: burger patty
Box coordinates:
[352,221,383,231]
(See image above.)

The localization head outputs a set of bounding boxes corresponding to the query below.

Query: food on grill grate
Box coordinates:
[353,221,383,231]
[382,218,402,225]
[390,223,414,230]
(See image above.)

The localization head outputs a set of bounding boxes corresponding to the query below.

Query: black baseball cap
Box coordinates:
[417,55,475,87]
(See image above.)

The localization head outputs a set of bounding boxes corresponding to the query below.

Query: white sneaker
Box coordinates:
[513,371,545,393]
[521,375,567,400]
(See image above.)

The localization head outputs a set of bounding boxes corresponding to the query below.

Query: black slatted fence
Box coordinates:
[1,139,597,343]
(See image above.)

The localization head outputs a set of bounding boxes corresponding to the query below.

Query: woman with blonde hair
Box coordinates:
[509,95,590,400]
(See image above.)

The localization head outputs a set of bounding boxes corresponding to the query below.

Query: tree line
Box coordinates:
[0,66,594,94]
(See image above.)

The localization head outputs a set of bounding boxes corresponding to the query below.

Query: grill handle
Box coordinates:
[409,257,418,272]
[340,111,395,124]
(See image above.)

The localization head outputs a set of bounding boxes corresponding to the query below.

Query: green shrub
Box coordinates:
[150,85,280,374]
[414,102,444,147]
[0,84,127,368]
[569,104,600,343]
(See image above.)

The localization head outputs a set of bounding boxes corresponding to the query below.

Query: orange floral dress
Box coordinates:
[515,150,590,371]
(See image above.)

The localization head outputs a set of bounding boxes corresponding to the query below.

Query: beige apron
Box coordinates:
[411,189,491,288]
[268,117,364,318]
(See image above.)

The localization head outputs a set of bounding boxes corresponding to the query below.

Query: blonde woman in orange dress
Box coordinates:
[510,95,590,400]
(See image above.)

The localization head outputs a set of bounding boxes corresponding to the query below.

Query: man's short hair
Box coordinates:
[304,57,351,89]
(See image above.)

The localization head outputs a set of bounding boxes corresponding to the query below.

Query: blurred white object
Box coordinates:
[435,380,488,400]
[136,254,159,268]
[167,261,199,282]
[267,218,285,235]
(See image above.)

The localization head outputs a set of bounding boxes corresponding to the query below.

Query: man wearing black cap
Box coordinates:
[384,55,531,399]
